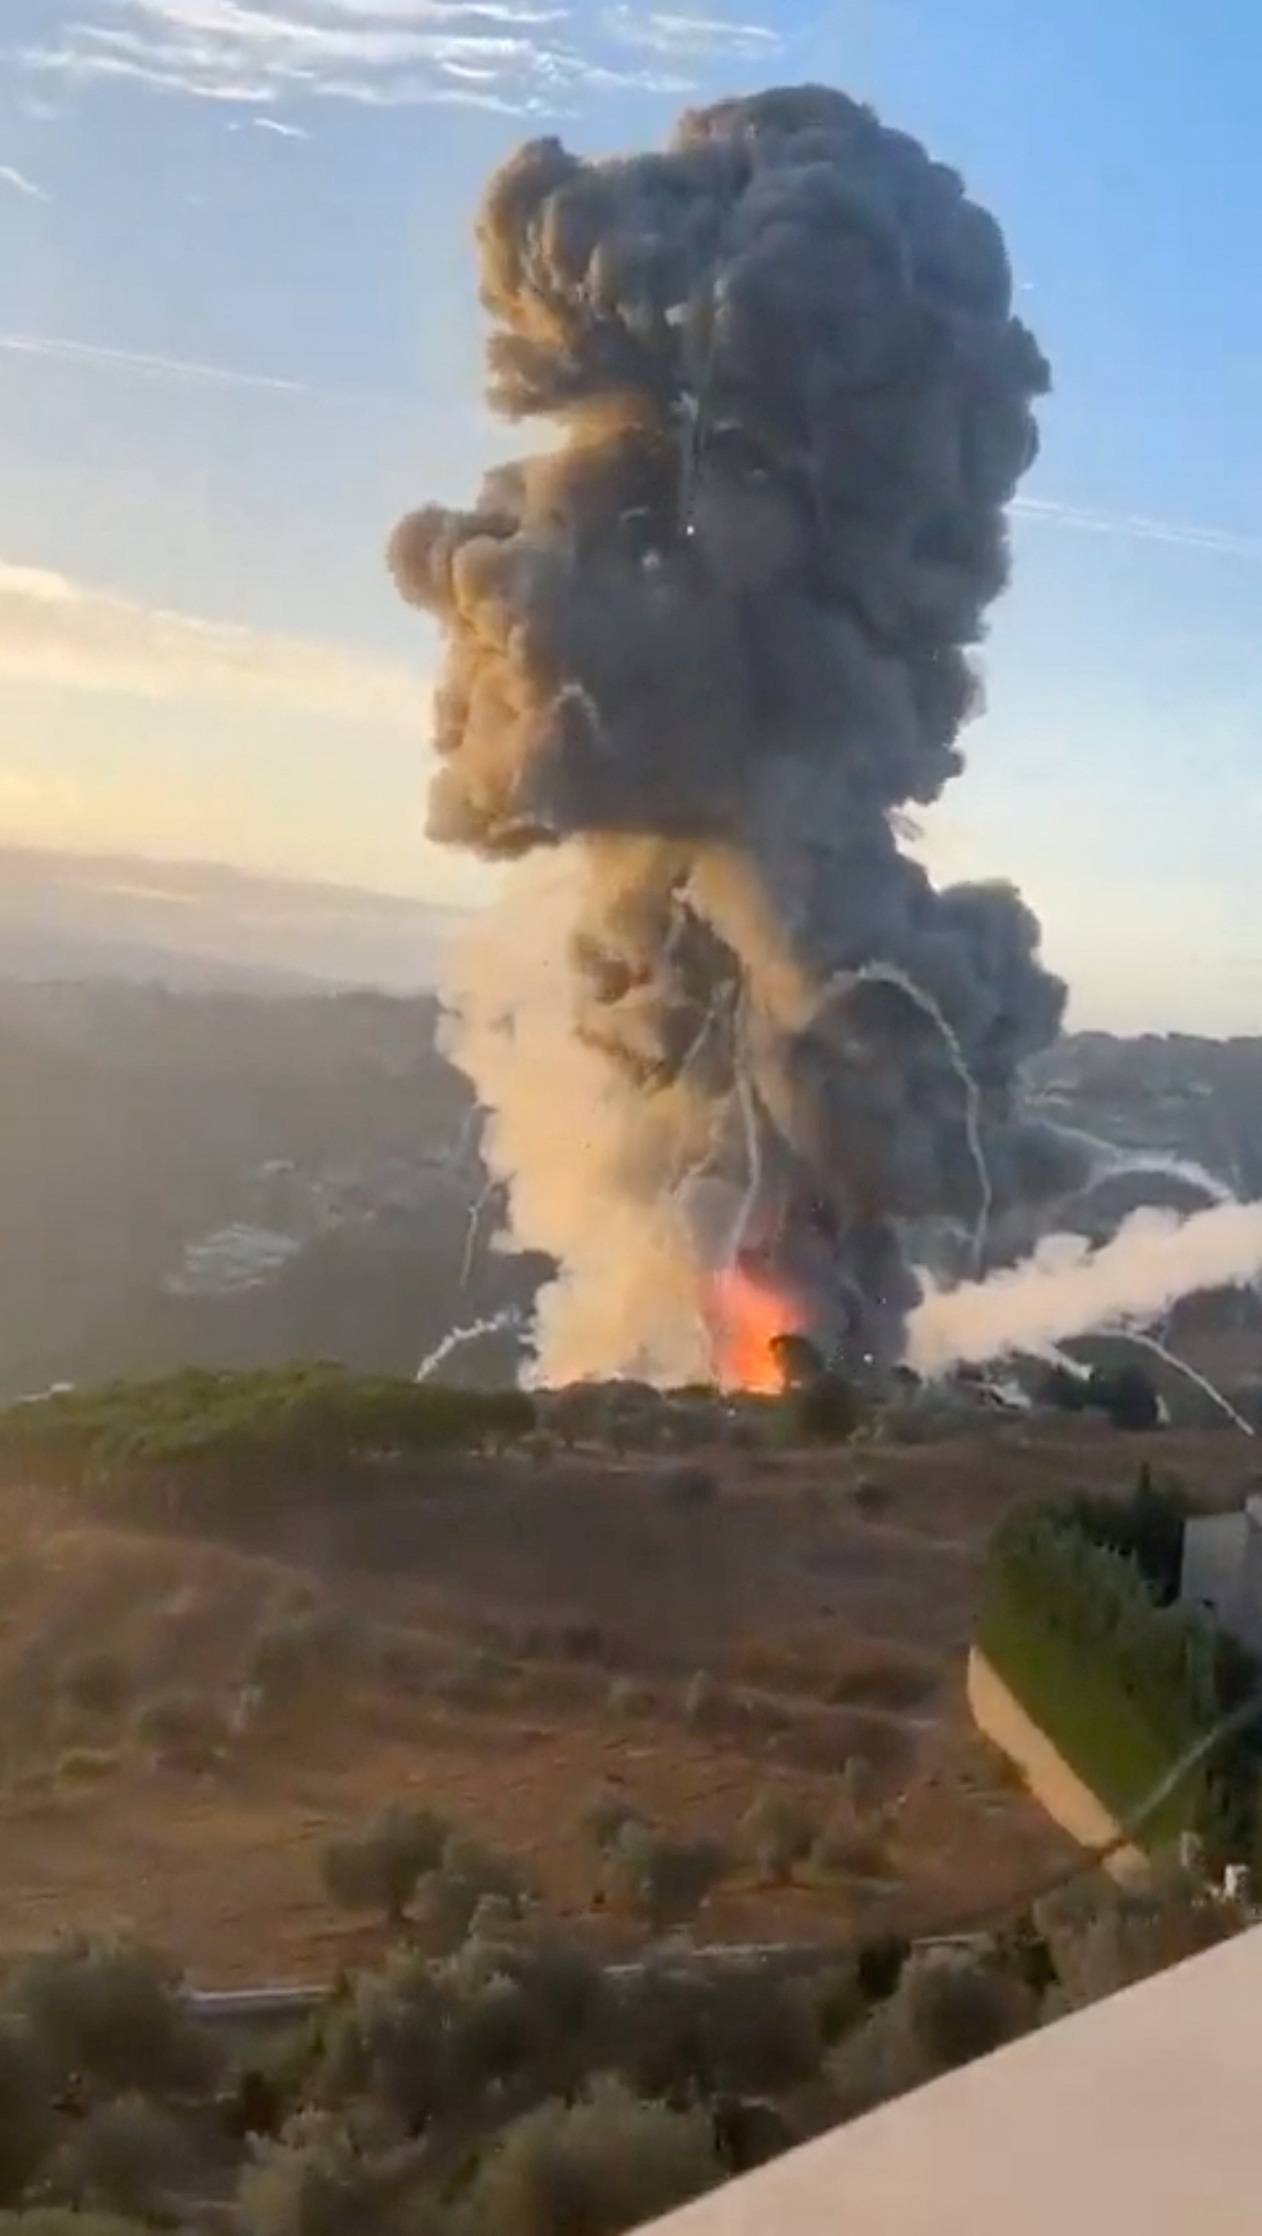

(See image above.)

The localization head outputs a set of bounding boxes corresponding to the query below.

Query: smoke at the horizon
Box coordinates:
[391,84,1109,1383]
[906,1201,1262,1376]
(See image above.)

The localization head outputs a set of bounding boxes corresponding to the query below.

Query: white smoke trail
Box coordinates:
[1082,1147,1236,1207]
[415,1307,521,1384]
[906,1200,1262,1378]
[851,960,993,1273]
[1114,1330,1255,1439]
[460,1174,503,1288]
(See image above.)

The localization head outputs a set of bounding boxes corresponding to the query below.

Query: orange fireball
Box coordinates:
[707,1262,808,1393]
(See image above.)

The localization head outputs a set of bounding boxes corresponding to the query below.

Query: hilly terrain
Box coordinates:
[0,1387,1254,1986]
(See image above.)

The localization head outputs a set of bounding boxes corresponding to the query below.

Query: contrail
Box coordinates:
[415,1307,521,1383]
[0,330,408,409]
[1012,494,1262,564]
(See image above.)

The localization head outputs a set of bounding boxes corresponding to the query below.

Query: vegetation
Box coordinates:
[0,1851,1247,2236]
[979,1479,1261,1859]
[320,1806,451,1925]
[0,1367,537,1512]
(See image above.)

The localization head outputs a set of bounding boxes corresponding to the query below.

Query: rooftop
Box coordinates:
[643,1926,1262,2235]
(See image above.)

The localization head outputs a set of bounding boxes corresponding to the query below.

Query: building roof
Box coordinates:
[642,1927,1262,2235]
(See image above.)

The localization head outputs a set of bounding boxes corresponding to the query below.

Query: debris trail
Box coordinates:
[415,1308,521,1384]
[1114,1329,1256,1439]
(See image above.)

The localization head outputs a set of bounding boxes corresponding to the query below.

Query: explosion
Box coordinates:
[392,83,1095,1387]
[706,1260,808,1394]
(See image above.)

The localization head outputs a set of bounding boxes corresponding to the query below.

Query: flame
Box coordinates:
[706,1262,808,1393]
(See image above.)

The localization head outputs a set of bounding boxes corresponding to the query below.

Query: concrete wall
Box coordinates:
[966,1646,1146,1883]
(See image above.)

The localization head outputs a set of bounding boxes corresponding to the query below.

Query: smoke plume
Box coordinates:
[907,1203,1262,1376]
[391,83,1092,1383]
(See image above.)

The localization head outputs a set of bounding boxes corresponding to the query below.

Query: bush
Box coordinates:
[980,1493,1261,1858]
[250,1614,348,1706]
[603,1825,726,1934]
[49,2096,192,2219]
[681,1671,715,1730]
[737,1789,817,1885]
[885,1951,1032,2083]
[63,1654,130,1718]
[55,1747,120,1783]
[695,1968,821,2096]
[0,2016,55,2205]
[578,1786,647,1856]
[132,1690,229,1772]
[239,2112,390,2236]
[1088,1364,1161,1432]
[1035,1860,1240,2012]
[320,1805,449,1924]
[789,1373,861,1445]
[459,2076,719,2236]
[11,1938,214,2097]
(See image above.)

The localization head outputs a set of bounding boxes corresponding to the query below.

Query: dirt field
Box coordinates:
[0,1417,1254,1984]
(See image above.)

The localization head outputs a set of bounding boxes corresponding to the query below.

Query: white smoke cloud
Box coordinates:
[443,853,718,1388]
[906,1201,1262,1376]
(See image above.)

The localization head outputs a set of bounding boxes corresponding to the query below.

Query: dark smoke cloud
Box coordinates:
[391,83,1089,1380]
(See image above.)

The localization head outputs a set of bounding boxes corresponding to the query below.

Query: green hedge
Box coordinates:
[979,1498,1260,1859]
[0,1365,535,1500]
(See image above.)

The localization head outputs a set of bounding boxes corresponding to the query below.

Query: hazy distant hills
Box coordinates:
[0,853,1257,1404]
[0,846,463,994]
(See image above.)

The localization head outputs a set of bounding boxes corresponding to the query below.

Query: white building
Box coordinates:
[1180,1494,1262,1655]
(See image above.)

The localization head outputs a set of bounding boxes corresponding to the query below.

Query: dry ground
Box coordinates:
[0,1417,1254,1984]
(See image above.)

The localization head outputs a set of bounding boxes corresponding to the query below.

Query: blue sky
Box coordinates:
[0,0,1259,1030]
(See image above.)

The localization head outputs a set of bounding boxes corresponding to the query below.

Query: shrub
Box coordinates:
[980,1494,1261,1858]
[239,2112,390,2236]
[459,2076,719,2236]
[885,1951,1032,2084]
[578,1786,647,1856]
[604,1825,726,1934]
[737,1789,817,1884]
[63,1654,130,1718]
[320,1805,449,1924]
[810,1806,890,1882]
[11,1937,214,2097]
[1088,1364,1161,1432]
[604,1677,650,1719]
[250,1614,347,1706]
[790,1373,861,1445]
[132,1690,229,1772]
[0,2016,55,2205]
[49,2096,192,2219]
[681,1671,715,1730]
[55,1747,120,1783]
[697,1968,821,2096]
[1035,1860,1240,2012]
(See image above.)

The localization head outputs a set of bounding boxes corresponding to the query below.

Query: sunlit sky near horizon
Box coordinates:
[1,0,1260,1032]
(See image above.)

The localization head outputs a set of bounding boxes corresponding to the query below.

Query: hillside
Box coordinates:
[0,1388,1254,1986]
[2,972,1260,1405]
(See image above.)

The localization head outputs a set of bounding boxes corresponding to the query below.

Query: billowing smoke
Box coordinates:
[391,83,1094,1384]
[907,1203,1262,1377]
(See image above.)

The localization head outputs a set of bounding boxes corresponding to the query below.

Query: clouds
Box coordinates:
[21,0,776,116]
[0,164,49,201]
[0,559,422,726]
